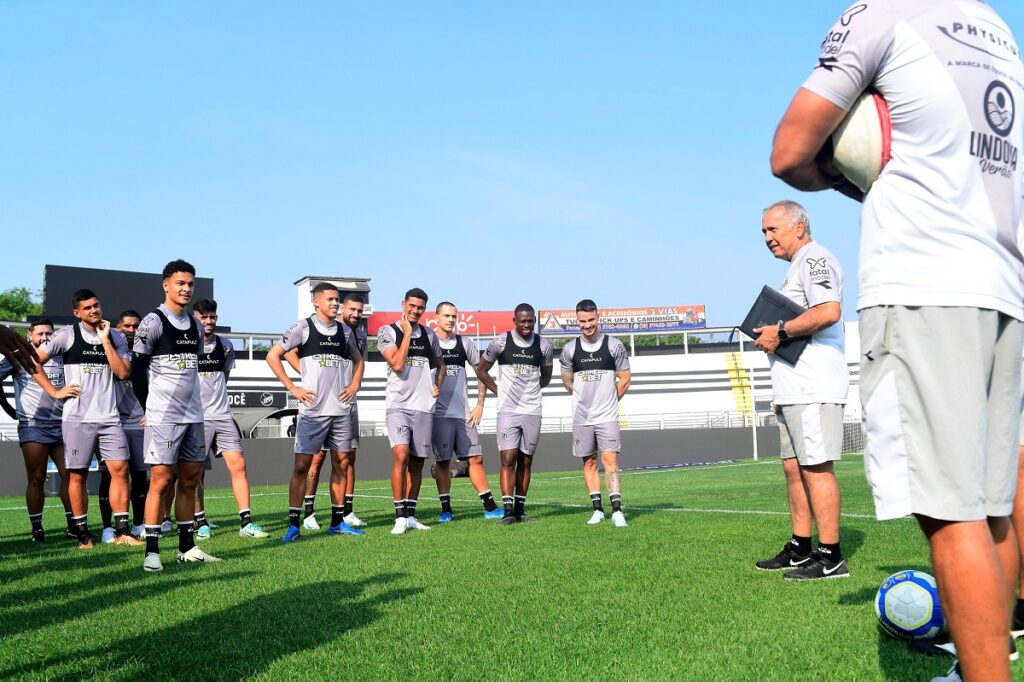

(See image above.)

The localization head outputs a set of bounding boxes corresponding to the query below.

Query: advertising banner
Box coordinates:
[538,306,706,334]
[368,311,516,337]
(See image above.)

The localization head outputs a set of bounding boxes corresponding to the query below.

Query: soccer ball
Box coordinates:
[874,570,944,640]
[831,88,892,193]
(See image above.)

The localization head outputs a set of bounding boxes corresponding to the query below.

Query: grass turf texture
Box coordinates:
[0,455,1014,681]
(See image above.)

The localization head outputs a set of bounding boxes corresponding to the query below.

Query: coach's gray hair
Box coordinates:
[763,200,811,235]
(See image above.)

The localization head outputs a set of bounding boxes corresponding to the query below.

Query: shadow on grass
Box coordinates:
[1,572,421,681]
[1,569,257,638]
[877,628,947,682]
[840,527,866,560]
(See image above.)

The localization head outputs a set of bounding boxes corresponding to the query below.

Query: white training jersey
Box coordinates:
[802,0,1024,319]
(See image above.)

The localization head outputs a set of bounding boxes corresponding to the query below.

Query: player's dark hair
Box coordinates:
[575,299,597,314]
[71,289,98,309]
[435,301,456,314]
[404,287,429,303]
[28,317,54,331]
[514,303,535,316]
[343,293,365,305]
[193,298,218,314]
[312,282,339,297]
[162,259,196,279]
[117,310,142,324]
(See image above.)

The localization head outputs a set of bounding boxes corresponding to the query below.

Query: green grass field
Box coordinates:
[0,455,1017,681]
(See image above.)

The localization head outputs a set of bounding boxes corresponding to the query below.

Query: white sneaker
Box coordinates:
[406,517,431,531]
[143,552,163,572]
[612,511,628,527]
[390,518,407,535]
[303,514,320,531]
[160,520,173,534]
[207,521,219,529]
[930,662,962,682]
[239,523,270,538]
[344,512,366,527]
[177,546,222,563]
[587,510,605,525]
[130,524,146,540]
[101,527,116,544]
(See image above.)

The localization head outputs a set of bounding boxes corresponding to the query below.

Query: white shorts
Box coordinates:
[859,306,1022,521]
[497,414,541,456]
[144,423,207,466]
[777,403,844,466]
[386,409,433,458]
[572,422,621,457]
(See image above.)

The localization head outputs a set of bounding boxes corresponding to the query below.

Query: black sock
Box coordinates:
[513,495,526,517]
[288,507,301,528]
[331,505,345,527]
[502,496,514,517]
[178,521,195,553]
[1015,598,1024,625]
[789,534,812,557]
[394,499,406,519]
[239,508,252,528]
[29,512,43,533]
[479,490,498,511]
[303,495,315,518]
[65,511,75,532]
[590,492,603,512]
[344,494,354,516]
[130,470,148,526]
[817,541,842,563]
[439,494,452,514]
[145,525,160,554]
[113,513,129,537]
[406,499,417,517]
[194,511,208,529]
[610,493,622,513]
[99,471,112,528]
[73,515,90,543]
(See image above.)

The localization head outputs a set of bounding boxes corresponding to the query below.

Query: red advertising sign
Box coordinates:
[368,311,517,337]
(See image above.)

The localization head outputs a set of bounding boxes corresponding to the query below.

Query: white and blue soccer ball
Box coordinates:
[874,570,944,640]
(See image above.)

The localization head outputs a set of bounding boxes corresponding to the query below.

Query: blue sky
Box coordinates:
[3,2,1022,332]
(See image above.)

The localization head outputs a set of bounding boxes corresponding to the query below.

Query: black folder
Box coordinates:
[739,286,810,365]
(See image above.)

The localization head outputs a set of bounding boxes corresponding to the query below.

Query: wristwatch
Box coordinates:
[777,321,789,341]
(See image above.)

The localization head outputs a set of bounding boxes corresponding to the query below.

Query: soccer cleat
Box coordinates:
[406,517,431,531]
[391,518,407,535]
[483,508,504,519]
[912,636,1017,662]
[177,546,222,563]
[77,537,94,550]
[438,511,453,523]
[207,520,219,529]
[587,510,605,525]
[302,514,320,531]
[113,533,144,546]
[755,544,813,571]
[328,522,365,536]
[31,528,46,543]
[930,662,962,682]
[196,525,212,540]
[281,526,302,543]
[344,513,366,528]
[783,553,850,581]
[144,552,163,572]
[130,524,146,540]
[611,511,628,527]
[101,527,116,544]
[516,514,536,523]
[497,515,518,526]
[160,520,173,534]
[239,523,269,538]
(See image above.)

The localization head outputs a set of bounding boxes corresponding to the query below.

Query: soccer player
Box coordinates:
[772,3,1022,678]
[189,298,268,539]
[296,293,368,530]
[432,301,503,521]
[559,300,631,528]
[0,318,80,542]
[377,288,444,535]
[113,310,151,540]
[752,202,849,580]
[133,260,221,571]
[267,282,364,541]
[476,303,553,525]
[36,290,142,549]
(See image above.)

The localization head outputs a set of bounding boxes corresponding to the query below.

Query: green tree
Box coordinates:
[0,287,43,322]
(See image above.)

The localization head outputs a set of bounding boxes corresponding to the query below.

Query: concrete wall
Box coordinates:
[0,427,779,497]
